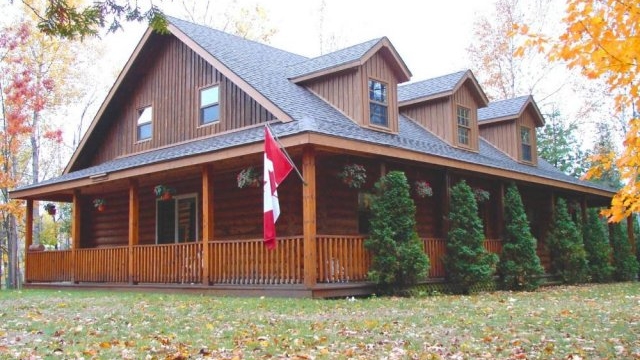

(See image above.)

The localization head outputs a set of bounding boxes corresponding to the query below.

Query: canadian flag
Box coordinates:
[263,126,293,249]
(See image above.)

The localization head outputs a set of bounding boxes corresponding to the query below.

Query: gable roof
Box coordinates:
[398,70,489,107]
[478,95,545,126]
[12,17,610,199]
[287,37,411,83]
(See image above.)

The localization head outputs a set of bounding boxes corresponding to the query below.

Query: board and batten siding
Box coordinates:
[305,69,363,123]
[517,107,539,165]
[401,98,454,145]
[479,121,519,160]
[362,52,399,133]
[89,35,275,166]
[451,82,481,151]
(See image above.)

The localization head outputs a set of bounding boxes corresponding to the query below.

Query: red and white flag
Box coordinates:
[263,126,293,249]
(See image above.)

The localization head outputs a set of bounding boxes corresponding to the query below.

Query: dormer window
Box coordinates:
[456,106,471,146]
[520,126,532,162]
[200,85,220,125]
[368,79,388,127]
[137,106,152,141]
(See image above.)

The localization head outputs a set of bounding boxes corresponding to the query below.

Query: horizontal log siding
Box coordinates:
[26,250,72,282]
[452,82,480,150]
[133,243,203,284]
[423,238,446,278]
[316,235,370,283]
[479,121,518,160]
[363,52,399,132]
[401,98,453,145]
[75,247,128,282]
[208,237,303,285]
[305,69,362,123]
[90,35,274,166]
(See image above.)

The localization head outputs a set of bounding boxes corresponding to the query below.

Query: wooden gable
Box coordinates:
[68,32,277,171]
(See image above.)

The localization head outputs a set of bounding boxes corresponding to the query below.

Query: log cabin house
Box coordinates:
[11,17,617,298]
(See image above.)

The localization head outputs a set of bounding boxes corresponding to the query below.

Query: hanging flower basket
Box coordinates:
[473,188,490,203]
[338,163,367,189]
[237,167,261,188]
[414,180,433,198]
[154,185,176,200]
[44,203,56,216]
[93,198,106,212]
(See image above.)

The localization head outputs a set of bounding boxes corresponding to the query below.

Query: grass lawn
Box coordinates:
[0,283,639,359]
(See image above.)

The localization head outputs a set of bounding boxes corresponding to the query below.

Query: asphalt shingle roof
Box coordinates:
[478,95,530,121]
[398,70,467,103]
[13,18,611,194]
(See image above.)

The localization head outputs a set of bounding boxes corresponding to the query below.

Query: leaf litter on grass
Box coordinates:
[0,283,639,359]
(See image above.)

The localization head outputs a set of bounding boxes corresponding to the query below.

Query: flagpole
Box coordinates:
[265,123,307,186]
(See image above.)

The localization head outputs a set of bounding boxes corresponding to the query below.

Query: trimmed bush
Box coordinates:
[497,183,544,291]
[610,222,639,281]
[365,171,430,293]
[547,198,589,284]
[583,208,614,282]
[444,180,498,294]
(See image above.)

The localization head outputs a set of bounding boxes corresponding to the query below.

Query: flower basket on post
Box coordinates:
[237,167,261,188]
[414,180,433,198]
[154,185,175,200]
[93,198,106,212]
[473,188,490,203]
[338,163,367,189]
[44,203,56,216]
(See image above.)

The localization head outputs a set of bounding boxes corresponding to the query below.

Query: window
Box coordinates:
[200,85,219,125]
[368,79,388,127]
[521,126,532,162]
[137,106,152,141]
[457,106,471,146]
[156,194,199,244]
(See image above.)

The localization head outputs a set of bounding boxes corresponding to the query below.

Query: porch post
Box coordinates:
[201,164,214,285]
[627,215,636,257]
[580,197,587,223]
[128,179,139,284]
[497,182,505,239]
[71,190,81,283]
[302,146,317,288]
[24,199,33,282]
[441,169,451,236]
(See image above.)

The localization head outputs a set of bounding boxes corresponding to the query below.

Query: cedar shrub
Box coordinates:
[610,222,639,281]
[497,183,544,291]
[364,171,429,293]
[583,208,614,283]
[547,198,589,284]
[444,180,498,294]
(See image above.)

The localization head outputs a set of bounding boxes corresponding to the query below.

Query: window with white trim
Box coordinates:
[368,79,388,127]
[137,106,152,141]
[200,85,220,125]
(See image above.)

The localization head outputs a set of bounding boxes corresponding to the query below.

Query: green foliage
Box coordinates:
[537,110,587,177]
[610,222,639,281]
[364,171,429,293]
[586,122,622,190]
[444,180,498,293]
[547,198,589,284]
[497,184,544,291]
[583,208,614,282]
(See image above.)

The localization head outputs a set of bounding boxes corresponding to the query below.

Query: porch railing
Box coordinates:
[76,247,128,283]
[423,238,446,278]
[316,235,370,283]
[26,250,72,282]
[208,237,303,285]
[133,243,203,284]
[484,239,503,254]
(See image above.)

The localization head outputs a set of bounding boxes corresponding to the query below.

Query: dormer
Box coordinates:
[478,95,545,165]
[288,38,411,133]
[398,70,489,151]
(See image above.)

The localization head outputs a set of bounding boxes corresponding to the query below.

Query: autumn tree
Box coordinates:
[537,109,587,177]
[517,0,640,223]
[585,121,622,190]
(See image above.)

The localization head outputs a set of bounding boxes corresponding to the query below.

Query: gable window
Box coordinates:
[457,106,471,146]
[368,79,388,127]
[200,85,220,125]
[521,126,532,162]
[157,194,199,244]
[137,106,152,141]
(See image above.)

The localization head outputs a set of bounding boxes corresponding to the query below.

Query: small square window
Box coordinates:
[368,79,388,127]
[200,86,219,125]
[137,106,152,141]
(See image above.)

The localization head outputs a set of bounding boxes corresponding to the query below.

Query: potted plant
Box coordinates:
[154,185,175,200]
[338,163,367,189]
[237,167,261,188]
[473,188,490,203]
[93,198,106,212]
[44,203,56,216]
[414,180,433,198]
